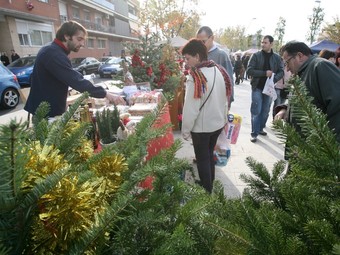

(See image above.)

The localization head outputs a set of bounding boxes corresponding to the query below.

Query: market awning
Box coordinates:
[309,40,340,54]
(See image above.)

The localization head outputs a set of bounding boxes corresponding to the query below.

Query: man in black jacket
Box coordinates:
[10,49,20,62]
[247,35,284,143]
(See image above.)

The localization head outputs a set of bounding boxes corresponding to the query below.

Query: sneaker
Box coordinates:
[250,136,257,143]
[259,131,267,136]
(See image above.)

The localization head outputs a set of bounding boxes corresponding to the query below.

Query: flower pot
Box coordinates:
[99,138,116,148]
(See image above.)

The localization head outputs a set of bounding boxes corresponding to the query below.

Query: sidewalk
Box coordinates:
[174,79,285,198]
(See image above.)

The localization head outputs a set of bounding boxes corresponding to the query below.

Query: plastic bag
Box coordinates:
[214,128,230,166]
[262,73,277,100]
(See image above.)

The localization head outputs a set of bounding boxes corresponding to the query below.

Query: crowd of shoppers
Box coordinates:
[180,27,340,193]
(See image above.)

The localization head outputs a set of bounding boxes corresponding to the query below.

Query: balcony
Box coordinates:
[60,17,116,34]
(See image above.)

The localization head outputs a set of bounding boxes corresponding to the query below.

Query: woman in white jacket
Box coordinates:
[181,39,231,193]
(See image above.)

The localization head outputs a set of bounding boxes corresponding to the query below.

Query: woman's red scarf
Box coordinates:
[189,60,231,107]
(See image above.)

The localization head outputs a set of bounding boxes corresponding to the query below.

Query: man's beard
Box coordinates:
[67,41,80,52]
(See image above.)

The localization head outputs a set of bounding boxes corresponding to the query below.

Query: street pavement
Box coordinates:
[174,79,285,198]
[0,79,285,198]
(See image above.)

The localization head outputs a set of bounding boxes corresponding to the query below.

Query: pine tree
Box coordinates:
[236,76,340,254]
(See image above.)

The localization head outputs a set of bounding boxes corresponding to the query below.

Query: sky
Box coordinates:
[197,0,339,44]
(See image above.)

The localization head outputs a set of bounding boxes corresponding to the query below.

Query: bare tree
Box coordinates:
[307,4,325,44]
[274,17,286,52]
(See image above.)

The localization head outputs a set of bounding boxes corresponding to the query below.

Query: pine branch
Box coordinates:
[44,92,89,148]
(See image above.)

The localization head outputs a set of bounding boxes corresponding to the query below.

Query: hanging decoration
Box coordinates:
[26,0,34,10]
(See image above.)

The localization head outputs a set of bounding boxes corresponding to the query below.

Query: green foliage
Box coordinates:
[95,105,120,144]
[125,33,182,100]
[322,17,340,43]
[139,0,200,38]
[1,76,339,254]
[239,76,340,254]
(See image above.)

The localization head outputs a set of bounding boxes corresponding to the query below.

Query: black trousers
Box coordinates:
[191,128,223,193]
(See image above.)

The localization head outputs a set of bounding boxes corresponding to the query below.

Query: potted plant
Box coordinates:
[95,105,120,145]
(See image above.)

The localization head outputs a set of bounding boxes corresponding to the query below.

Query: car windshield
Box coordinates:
[8,56,36,67]
[100,57,110,62]
[71,58,86,65]
[106,58,122,64]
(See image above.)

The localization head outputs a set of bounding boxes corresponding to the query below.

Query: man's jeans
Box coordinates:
[251,88,272,137]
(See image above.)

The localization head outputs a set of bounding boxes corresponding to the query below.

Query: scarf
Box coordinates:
[189,60,232,105]
[53,38,70,54]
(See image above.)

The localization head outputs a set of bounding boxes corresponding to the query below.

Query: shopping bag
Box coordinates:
[214,128,230,166]
[262,73,277,100]
[225,113,242,144]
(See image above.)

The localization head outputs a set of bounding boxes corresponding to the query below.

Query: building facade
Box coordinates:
[0,0,140,61]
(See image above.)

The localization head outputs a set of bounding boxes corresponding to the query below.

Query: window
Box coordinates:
[128,5,136,16]
[84,10,91,21]
[72,7,80,19]
[30,30,53,46]
[95,17,102,25]
[109,17,115,27]
[87,38,94,48]
[97,39,106,49]
[30,30,42,45]
[16,19,53,46]
[18,34,29,46]
[60,15,67,23]
[38,0,48,2]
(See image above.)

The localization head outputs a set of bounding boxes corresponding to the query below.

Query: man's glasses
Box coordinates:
[201,35,212,44]
[284,55,296,66]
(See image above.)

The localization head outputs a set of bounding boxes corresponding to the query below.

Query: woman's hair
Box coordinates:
[56,20,87,42]
[335,46,340,67]
[181,38,208,61]
[319,49,335,60]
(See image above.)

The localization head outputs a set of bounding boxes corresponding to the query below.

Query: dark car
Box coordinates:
[71,57,101,75]
[7,55,36,87]
[0,63,21,109]
[98,57,126,78]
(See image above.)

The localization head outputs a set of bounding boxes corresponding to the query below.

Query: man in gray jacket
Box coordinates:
[196,26,235,106]
[247,35,284,142]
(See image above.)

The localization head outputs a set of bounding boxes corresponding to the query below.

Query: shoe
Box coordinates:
[259,131,267,136]
[193,158,197,163]
[250,136,257,143]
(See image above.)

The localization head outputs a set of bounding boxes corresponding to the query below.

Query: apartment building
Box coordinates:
[0,0,140,61]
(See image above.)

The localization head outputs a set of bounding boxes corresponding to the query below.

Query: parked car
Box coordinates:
[71,57,101,75]
[98,57,126,78]
[0,63,21,109]
[7,55,36,87]
[99,56,113,64]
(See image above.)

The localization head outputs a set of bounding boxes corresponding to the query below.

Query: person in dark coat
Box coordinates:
[1,52,10,66]
[242,54,250,80]
[25,20,124,119]
[233,54,244,84]
[10,49,20,62]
